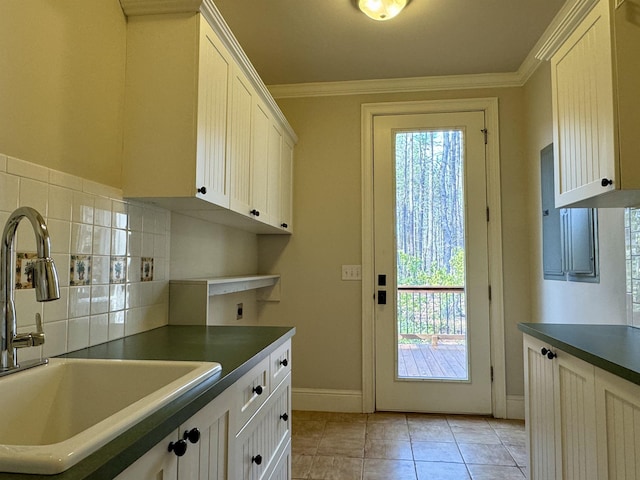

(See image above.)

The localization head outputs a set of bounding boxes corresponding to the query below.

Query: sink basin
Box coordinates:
[0,358,221,474]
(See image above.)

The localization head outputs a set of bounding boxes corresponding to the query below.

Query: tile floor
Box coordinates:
[291,411,527,480]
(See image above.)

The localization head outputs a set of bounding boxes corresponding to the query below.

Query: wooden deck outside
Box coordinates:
[397,342,467,379]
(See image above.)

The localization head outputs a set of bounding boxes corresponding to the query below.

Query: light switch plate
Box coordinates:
[341,265,362,281]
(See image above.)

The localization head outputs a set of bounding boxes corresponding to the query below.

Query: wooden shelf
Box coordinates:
[170,275,280,296]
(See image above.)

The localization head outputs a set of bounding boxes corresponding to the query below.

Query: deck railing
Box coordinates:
[397,286,466,339]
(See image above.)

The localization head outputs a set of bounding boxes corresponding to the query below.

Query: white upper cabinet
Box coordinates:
[545,0,640,208]
[120,1,297,234]
[279,135,295,232]
[123,14,232,208]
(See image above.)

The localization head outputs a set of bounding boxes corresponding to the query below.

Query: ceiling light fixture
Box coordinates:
[357,0,409,21]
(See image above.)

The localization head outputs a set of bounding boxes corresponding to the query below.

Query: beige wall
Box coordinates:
[0,0,126,188]
[259,87,532,398]
[523,63,627,328]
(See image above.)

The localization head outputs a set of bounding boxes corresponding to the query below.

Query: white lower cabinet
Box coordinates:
[116,339,292,480]
[525,333,640,480]
[595,368,640,479]
[524,334,597,480]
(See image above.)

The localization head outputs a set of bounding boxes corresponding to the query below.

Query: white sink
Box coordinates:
[0,358,222,474]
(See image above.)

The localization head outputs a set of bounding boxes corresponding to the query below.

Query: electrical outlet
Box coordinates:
[341,265,362,281]
[236,303,243,320]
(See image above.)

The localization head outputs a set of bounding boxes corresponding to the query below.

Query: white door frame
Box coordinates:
[361,98,507,417]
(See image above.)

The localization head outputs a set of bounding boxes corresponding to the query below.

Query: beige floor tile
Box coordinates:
[294,420,326,438]
[317,435,365,458]
[292,435,321,455]
[309,455,364,480]
[415,461,471,480]
[293,411,333,421]
[504,444,527,467]
[365,439,414,460]
[411,441,464,463]
[486,418,525,431]
[451,427,502,445]
[409,424,455,442]
[292,454,314,479]
[367,412,408,423]
[324,422,366,439]
[457,443,516,466]
[406,413,448,425]
[494,428,527,446]
[446,416,491,428]
[363,458,417,480]
[466,464,525,479]
[366,422,411,441]
[325,412,368,423]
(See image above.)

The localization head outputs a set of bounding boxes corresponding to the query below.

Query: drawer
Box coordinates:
[237,373,291,480]
[235,356,270,431]
[270,339,291,392]
[267,438,291,480]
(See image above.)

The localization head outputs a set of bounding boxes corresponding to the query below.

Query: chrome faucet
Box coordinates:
[1,207,59,372]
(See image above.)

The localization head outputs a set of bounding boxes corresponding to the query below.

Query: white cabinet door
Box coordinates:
[278,135,294,232]
[595,368,640,480]
[178,388,232,480]
[196,18,233,208]
[524,335,557,480]
[114,430,179,480]
[524,334,598,480]
[228,66,255,217]
[551,0,615,208]
[553,345,597,480]
[251,100,271,222]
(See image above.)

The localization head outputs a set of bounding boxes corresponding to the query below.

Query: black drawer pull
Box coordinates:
[184,427,200,444]
[280,358,288,367]
[280,412,289,422]
[168,439,187,457]
[253,385,263,395]
[252,454,263,465]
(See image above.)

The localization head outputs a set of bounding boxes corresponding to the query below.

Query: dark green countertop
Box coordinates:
[519,323,640,385]
[0,325,295,480]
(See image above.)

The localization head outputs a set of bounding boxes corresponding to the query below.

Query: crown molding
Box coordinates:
[118,0,201,16]
[268,72,525,99]
[535,0,599,61]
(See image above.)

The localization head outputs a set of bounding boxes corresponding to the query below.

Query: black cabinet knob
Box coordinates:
[249,209,261,217]
[601,178,613,187]
[281,223,288,228]
[168,439,188,457]
[197,186,207,194]
[253,385,263,395]
[252,454,263,465]
[541,347,556,360]
[280,412,289,422]
[183,427,200,444]
[280,358,288,367]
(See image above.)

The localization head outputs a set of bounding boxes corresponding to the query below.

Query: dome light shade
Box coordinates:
[358,0,408,21]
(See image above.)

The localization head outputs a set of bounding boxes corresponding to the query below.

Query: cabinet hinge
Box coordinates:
[481,128,488,145]
[488,285,492,302]
[486,207,490,222]
[491,366,494,382]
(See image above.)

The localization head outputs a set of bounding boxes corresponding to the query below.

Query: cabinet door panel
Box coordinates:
[552,0,616,207]
[554,351,597,480]
[279,136,294,232]
[252,101,270,220]
[229,68,254,216]
[197,18,231,207]
[524,336,557,480]
[596,368,640,480]
[114,430,178,480]
[266,123,282,228]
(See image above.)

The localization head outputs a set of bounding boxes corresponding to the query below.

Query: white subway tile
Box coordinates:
[108,311,125,340]
[14,289,43,328]
[19,178,49,215]
[68,316,90,351]
[109,283,126,312]
[92,226,111,256]
[142,232,154,257]
[68,286,91,319]
[128,204,143,232]
[43,320,68,357]
[0,172,20,212]
[127,257,141,283]
[49,170,83,191]
[91,284,110,315]
[94,196,112,227]
[83,179,122,199]
[128,230,142,257]
[72,192,94,224]
[91,255,110,285]
[52,254,70,287]
[112,200,128,229]
[48,185,73,221]
[7,156,48,182]
[111,229,127,256]
[43,287,69,323]
[89,314,109,346]
[47,219,71,254]
[70,223,93,254]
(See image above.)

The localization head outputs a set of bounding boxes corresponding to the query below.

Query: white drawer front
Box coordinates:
[239,374,291,480]
[270,339,291,392]
[235,356,270,431]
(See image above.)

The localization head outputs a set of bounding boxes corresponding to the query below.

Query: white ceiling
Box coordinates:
[214,0,566,86]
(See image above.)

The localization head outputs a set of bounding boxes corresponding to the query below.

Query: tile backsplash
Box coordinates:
[0,153,170,362]
[625,208,640,327]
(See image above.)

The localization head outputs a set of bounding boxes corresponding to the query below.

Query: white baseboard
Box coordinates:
[292,388,363,413]
[506,395,525,420]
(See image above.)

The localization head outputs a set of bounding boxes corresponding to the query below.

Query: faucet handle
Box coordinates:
[32,313,45,346]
